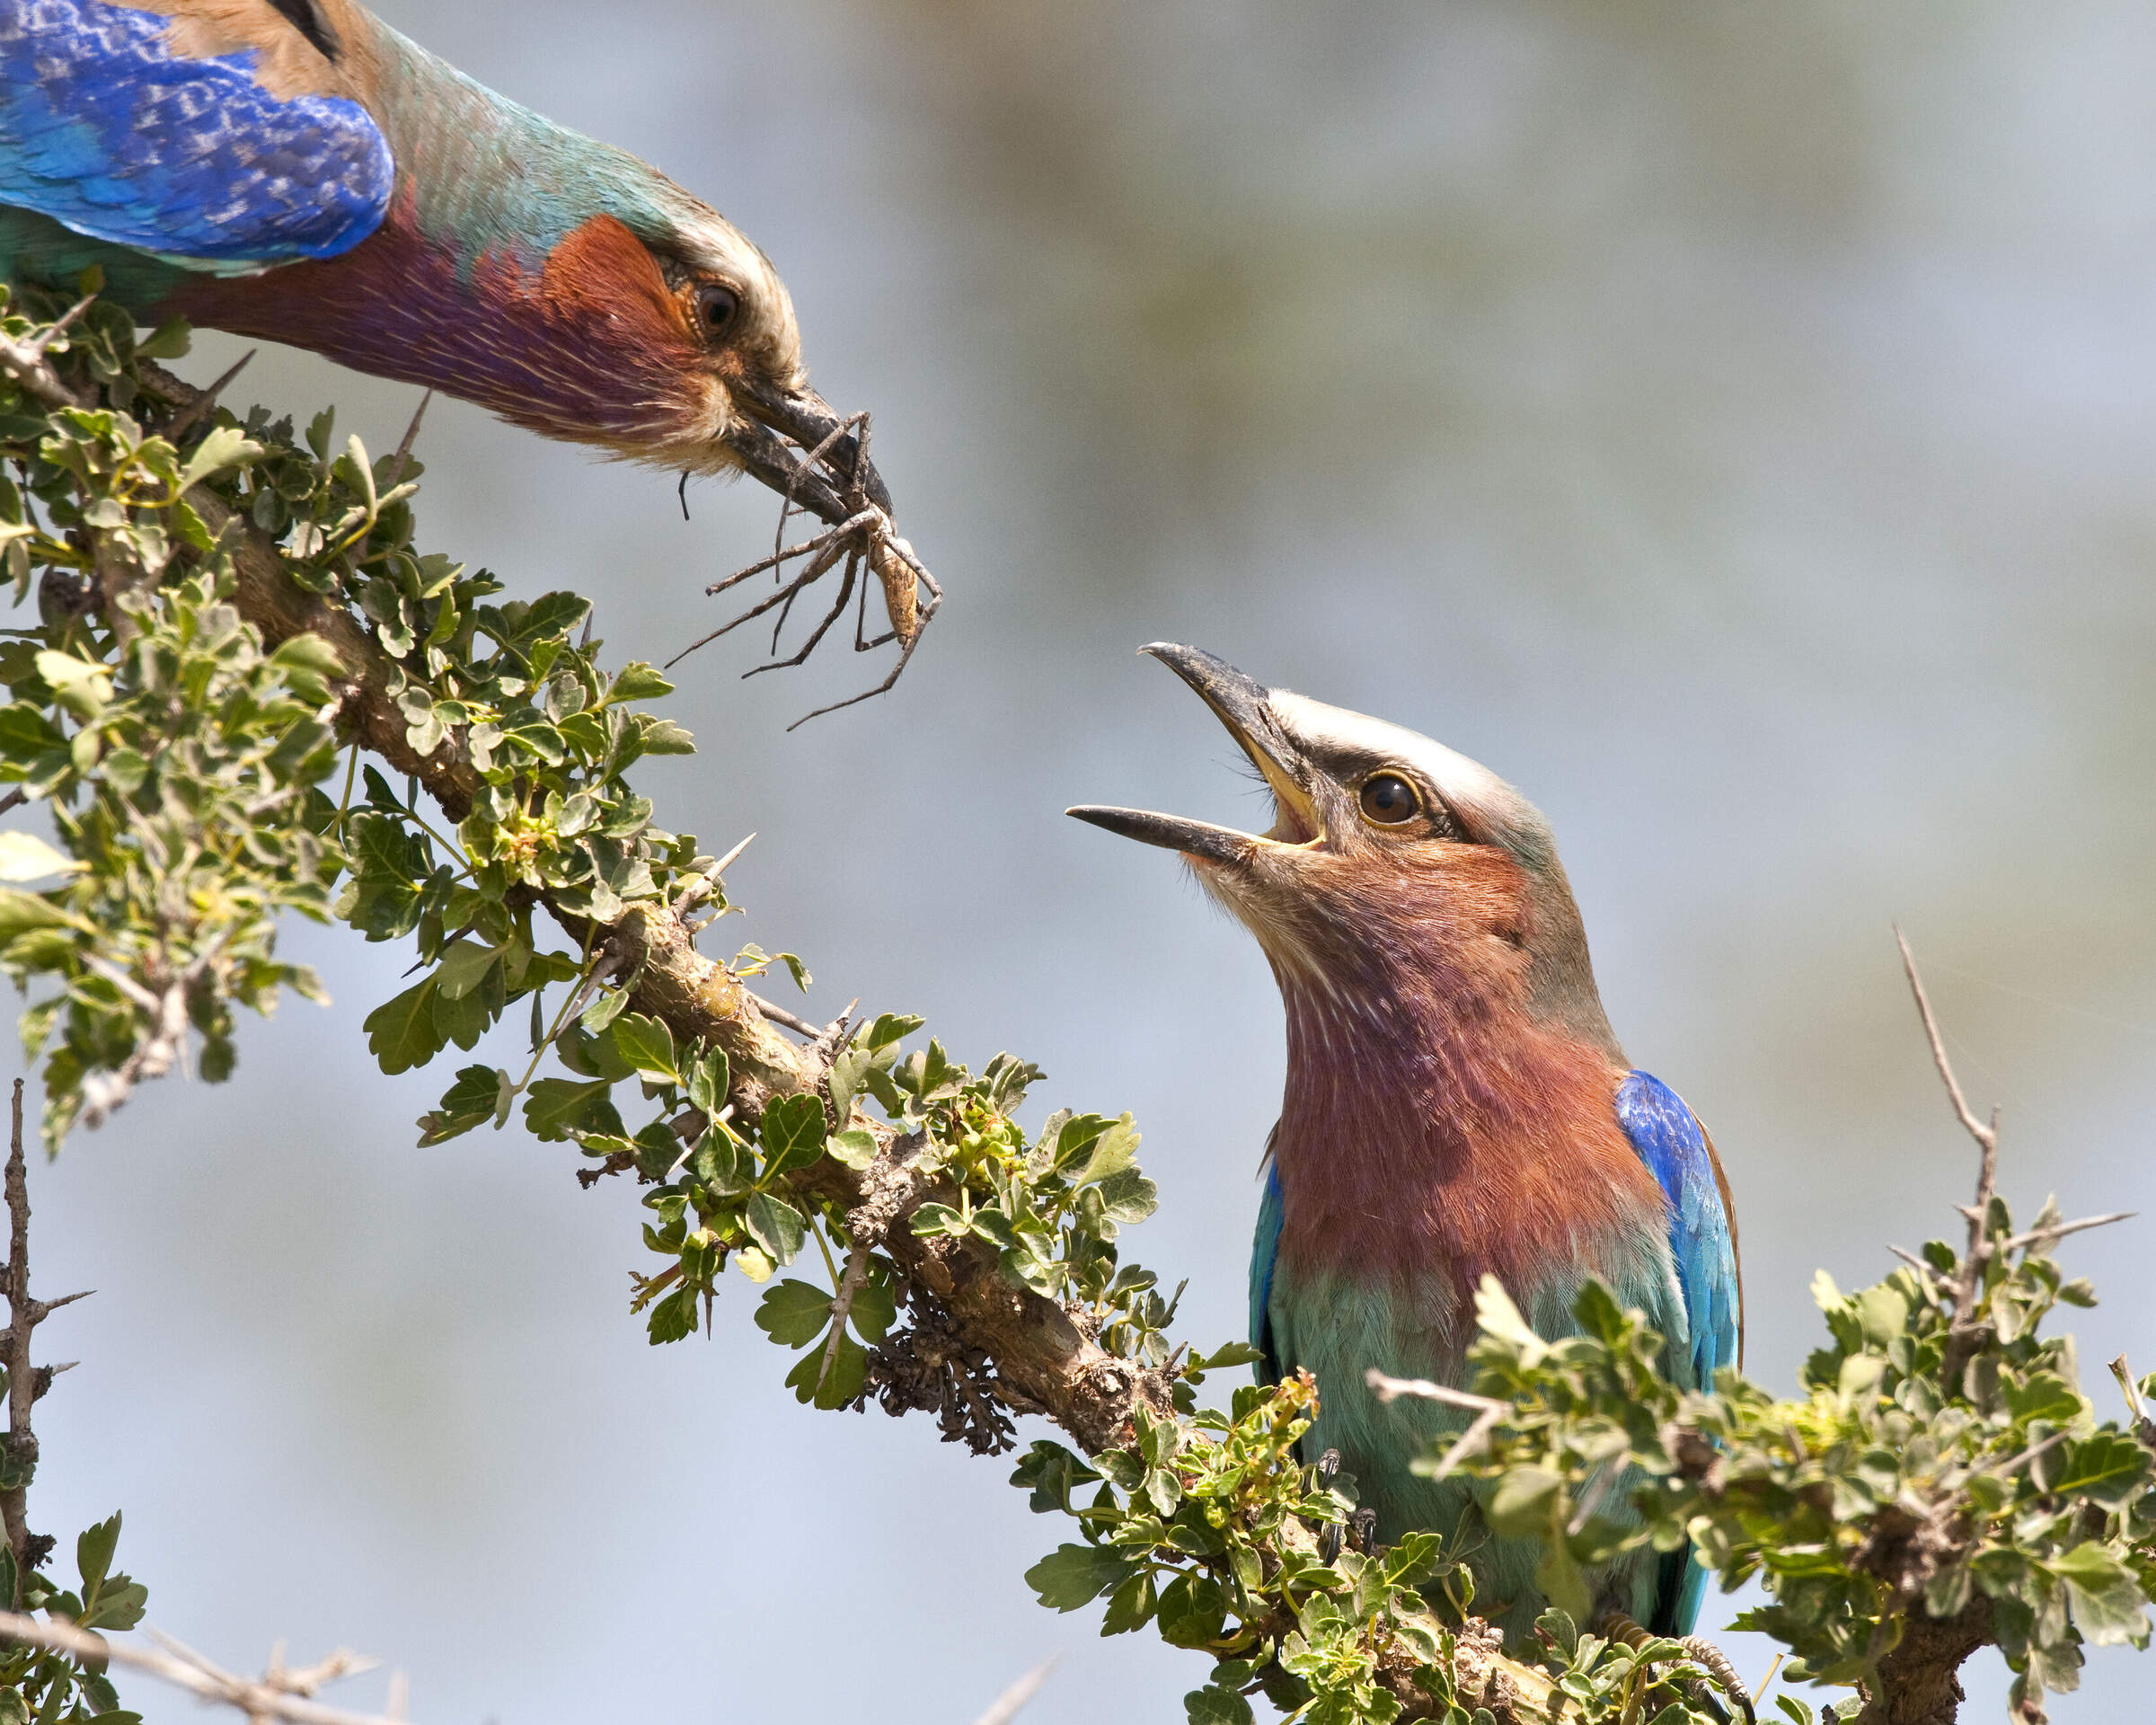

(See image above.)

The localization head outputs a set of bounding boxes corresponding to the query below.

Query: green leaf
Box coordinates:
[759,1092,827,1176]
[1487,1466,1565,1537]
[2051,1543,2151,1646]
[849,1276,897,1343]
[609,1012,679,1085]
[685,1046,729,1118]
[362,977,446,1075]
[34,648,111,717]
[1075,1113,1140,1186]
[754,1279,834,1348]
[827,1127,878,1170]
[637,715,695,755]
[782,1329,868,1409]
[266,632,344,701]
[78,1575,146,1632]
[417,1065,505,1145]
[2052,1432,2152,1504]
[1025,1543,1135,1612]
[691,1128,751,1198]
[1096,1167,1159,1225]
[173,423,261,493]
[646,1285,699,1345]
[1101,1568,1158,1635]
[75,1512,119,1592]
[1185,1686,1254,1725]
[0,832,81,882]
[523,1077,613,1142]
[1157,1572,1228,1648]
[606,662,674,703]
[862,1012,923,1050]
[911,1203,972,1239]
[0,702,64,766]
[432,939,499,1002]
[745,1193,806,1266]
[580,986,630,1033]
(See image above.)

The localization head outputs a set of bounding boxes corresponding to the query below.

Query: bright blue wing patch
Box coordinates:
[1615,1069,1737,1390]
[1616,1068,1739,1636]
[1250,1152,1283,1385]
[0,0,392,270]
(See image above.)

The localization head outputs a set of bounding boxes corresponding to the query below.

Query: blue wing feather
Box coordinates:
[1615,1068,1740,1636]
[0,0,392,271]
[1250,1149,1283,1385]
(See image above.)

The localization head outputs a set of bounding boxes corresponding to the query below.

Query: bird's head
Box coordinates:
[1069,644,1621,1056]
[548,180,892,526]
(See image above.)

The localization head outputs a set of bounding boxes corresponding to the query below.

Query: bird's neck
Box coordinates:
[1266,943,1662,1333]
[357,21,681,268]
[161,194,698,453]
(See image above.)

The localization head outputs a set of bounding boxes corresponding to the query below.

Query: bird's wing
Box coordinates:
[0,0,393,272]
[1250,1132,1283,1385]
[1614,1069,1740,1387]
[1616,1068,1741,1637]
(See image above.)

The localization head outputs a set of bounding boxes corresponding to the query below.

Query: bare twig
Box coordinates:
[0,298,91,411]
[1983,1428,2071,1482]
[163,349,256,442]
[1997,1212,2134,1255]
[816,1243,872,1394]
[3,1079,32,1596]
[0,1614,406,1725]
[383,392,433,492]
[1895,927,2001,1384]
[1365,1369,1508,1481]
[747,992,820,1039]
[966,1655,1059,1725]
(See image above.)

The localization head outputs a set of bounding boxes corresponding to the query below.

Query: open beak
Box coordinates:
[1067,643,1321,862]
[725,376,896,526]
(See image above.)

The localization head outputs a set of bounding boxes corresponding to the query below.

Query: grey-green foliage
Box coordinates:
[1440,1194,2154,1721]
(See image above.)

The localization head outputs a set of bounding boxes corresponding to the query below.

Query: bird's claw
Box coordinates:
[1313,1448,1348,1563]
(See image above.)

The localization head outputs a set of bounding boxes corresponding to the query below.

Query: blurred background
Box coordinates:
[13,1,2156,1719]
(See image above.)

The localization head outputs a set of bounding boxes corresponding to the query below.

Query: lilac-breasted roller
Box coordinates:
[1071,644,1742,1646]
[0,0,891,532]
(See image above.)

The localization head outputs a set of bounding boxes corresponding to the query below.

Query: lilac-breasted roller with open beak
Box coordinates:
[1071,643,1741,1645]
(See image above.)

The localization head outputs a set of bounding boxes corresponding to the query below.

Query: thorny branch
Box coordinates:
[2,1078,84,1601]
[1896,927,2000,1393]
[0,1612,406,1725]
[2,1078,32,1595]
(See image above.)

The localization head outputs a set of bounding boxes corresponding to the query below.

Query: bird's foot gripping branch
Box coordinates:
[0,288,2148,1725]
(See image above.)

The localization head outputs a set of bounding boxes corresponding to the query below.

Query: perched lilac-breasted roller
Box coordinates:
[1071,645,1741,1646]
[0,0,894,535]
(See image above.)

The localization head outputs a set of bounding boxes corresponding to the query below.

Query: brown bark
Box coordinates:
[1853,1595,1994,1725]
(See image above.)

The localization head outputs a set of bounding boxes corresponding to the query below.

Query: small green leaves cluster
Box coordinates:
[872,1039,1178,1357]
[0,288,343,1146]
[0,1513,148,1725]
[1017,1370,1457,1725]
[1444,1195,2156,1721]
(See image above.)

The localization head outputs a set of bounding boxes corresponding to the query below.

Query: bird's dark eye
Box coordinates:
[1358,774,1421,826]
[694,285,740,337]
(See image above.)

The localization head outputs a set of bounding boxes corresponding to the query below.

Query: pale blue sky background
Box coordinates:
[13,3,2156,1721]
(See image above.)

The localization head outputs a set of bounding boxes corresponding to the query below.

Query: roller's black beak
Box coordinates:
[1067,643,1321,862]
[726,376,895,526]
